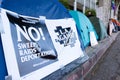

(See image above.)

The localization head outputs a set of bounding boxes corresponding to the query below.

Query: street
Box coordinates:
[85,33,120,80]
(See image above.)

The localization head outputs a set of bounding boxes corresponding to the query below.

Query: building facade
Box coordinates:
[68,0,120,27]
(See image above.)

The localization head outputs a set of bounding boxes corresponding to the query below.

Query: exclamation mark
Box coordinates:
[39,28,45,40]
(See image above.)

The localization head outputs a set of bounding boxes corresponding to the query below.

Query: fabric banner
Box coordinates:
[1,9,85,80]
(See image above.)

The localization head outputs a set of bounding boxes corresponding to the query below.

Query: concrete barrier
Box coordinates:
[42,32,119,80]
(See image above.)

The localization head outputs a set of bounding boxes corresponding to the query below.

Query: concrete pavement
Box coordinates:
[42,32,119,80]
[85,32,120,80]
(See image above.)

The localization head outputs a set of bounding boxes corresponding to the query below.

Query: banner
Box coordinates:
[0,9,85,80]
[45,18,84,65]
[1,9,58,80]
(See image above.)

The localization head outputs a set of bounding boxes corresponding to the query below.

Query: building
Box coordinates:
[68,0,120,27]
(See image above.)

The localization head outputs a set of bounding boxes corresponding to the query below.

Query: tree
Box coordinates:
[59,0,70,9]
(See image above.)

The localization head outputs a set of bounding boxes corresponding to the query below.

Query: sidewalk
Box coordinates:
[83,32,120,79]
[63,32,119,80]
[42,32,120,80]
[85,32,120,80]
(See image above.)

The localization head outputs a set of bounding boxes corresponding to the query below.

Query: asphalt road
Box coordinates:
[85,33,120,80]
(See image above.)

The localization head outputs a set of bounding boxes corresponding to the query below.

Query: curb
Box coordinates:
[42,32,119,80]
[61,32,119,80]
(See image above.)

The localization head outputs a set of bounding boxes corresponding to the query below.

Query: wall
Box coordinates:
[96,0,111,27]
[76,0,111,28]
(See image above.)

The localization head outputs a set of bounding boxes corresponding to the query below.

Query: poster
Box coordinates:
[45,18,84,66]
[1,9,85,80]
[1,9,59,80]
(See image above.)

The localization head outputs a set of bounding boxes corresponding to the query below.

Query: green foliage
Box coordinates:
[59,0,70,9]
[85,9,96,17]
[96,1,99,5]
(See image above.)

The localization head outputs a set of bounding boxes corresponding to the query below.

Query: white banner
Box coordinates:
[45,18,84,65]
[1,9,59,80]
